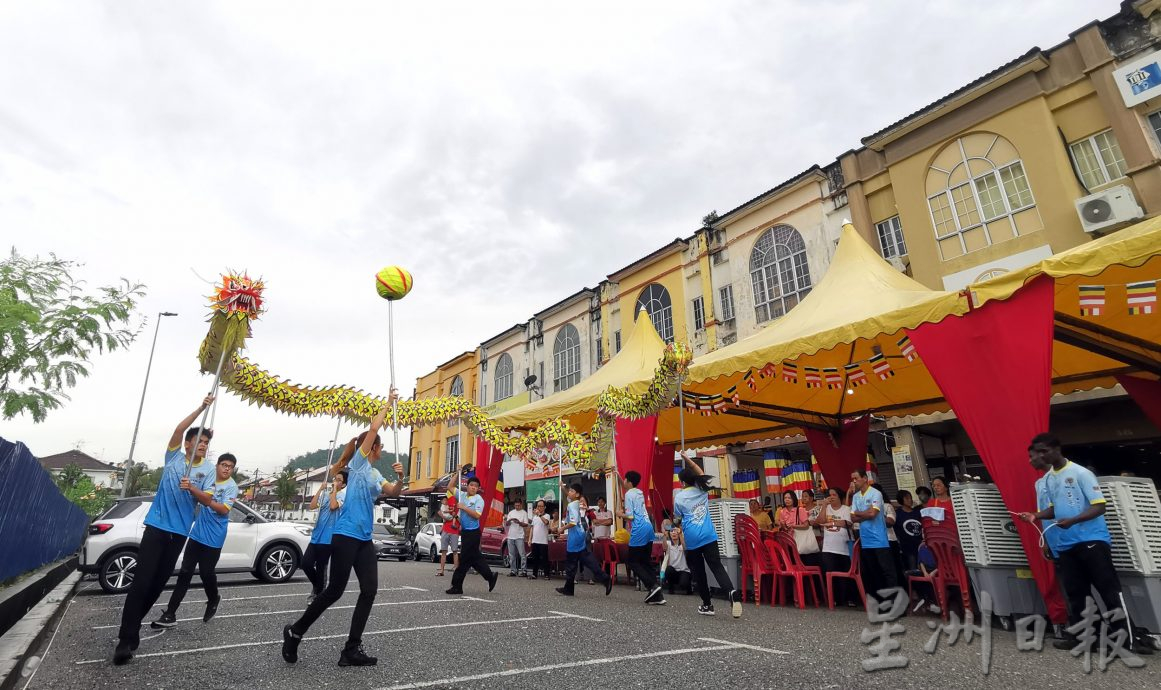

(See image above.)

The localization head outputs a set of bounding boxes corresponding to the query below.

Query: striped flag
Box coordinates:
[781,461,813,494]
[743,369,758,391]
[726,385,740,404]
[731,469,761,499]
[1079,285,1105,316]
[897,336,917,361]
[823,367,842,389]
[758,362,777,379]
[483,477,505,528]
[782,362,798,383]
[869,353,894,380]
[1127,280,1156,315]
[845,363,868,387]
[763,450,787,494]
[804,367,823,388]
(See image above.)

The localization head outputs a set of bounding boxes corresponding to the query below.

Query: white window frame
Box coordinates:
[1069,129,1128,189]
[749,224,812,324]
[493,353,513,402]
[635,284,674,342]
[552,324,582,391]
[445,435,459,474]
[875,216,907,259]
[1149,110,1161,146]
[719,284,735,322]
[692,296,705,331]
[414,451,422,480]
[614,330,621,353]
[447,375,464,428]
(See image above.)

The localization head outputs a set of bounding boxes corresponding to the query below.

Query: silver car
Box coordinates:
[81,496,313,593]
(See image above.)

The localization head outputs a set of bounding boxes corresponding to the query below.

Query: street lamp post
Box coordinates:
[121,311,177,498]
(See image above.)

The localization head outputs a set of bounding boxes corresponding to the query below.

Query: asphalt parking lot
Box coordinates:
[17,559,1161,689]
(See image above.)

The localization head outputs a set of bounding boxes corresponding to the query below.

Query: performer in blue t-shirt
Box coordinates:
[301,470,348,602]
[445,476,500,595]
[152,452,240,629]
[850,468,897,598]
[114,395,216,665]
[673,456,741,618]
[617,470,664,605]
[1019,433,1153,656]
[284,394,405,668]
[555,482,612,597]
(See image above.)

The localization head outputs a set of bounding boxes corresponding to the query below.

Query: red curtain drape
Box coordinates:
[907,275,1066,623]
[1116,374,1161,432]
[649,443,677,523]
[474,438,505,528]
[804,415,871,490]
[614,416,659,482]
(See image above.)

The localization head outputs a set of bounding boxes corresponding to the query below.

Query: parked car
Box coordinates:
[82,496,313,594]
[410,522,511,567]
[372,523,410,561]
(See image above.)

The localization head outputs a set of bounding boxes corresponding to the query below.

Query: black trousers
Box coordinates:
[291,534,377,651]
[451,528,494,588]
[301,543,333,595]
[820,551,855,605]
[860,546,899,600]
[118,525,188,646]
[1057,540,1131,638]
[685,541,738,606]
[164,539,222,614]
[664,567,692,594]
[626,544,658,590]
[527,543,550,578]
[561,549,608,593]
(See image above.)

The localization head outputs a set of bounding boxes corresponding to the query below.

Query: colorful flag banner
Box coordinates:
[897,335,917,362]
[869,353,894,380]
[781,460,813,494]
[804,366,822,388]
[1079,285,1105,316]
[1127,280,1156,315]
[845,363,868,387]
[823,367,842,389]
[731,469,761,499]
[726,385,740,404]
[743,368,758,391]
[763,450,788,495]
[782,362,798,383]
[759,362,776,379]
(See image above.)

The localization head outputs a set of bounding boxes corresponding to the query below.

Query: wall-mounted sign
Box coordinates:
[1114,48,1161,107]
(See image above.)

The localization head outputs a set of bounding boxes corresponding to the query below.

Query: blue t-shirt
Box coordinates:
[458,491,485,531]
[189,476,238,549]
[1043,461,1109,550]
[624,488,654,547]
[1034,476,1062,557]
[917,542,937,571]
[565,500,587,553]
[333,450,386,541]
[852,486,888,549]
[143,448,215,536]
[674,487,717,551]
[310,488,347,545]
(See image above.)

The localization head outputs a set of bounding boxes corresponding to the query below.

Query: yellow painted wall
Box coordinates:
[407,351,479,491]
[612,250,687,346]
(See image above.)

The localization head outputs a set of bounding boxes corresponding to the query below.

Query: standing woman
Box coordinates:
[283,399,403,667]
[779,491,820,567]
[925,477,955,523]
[674,457,741,618]
[819,488,855,606]
[301,470,347,603]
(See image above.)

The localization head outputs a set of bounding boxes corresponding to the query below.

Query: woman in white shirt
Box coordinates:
[819,487,856,607]
[663,526,692,595]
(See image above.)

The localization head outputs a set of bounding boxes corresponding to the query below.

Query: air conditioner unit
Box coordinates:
[707,498,748,558]
[1075,184,1143,234]
[887,255,909,273]
[1098,476,1161,577]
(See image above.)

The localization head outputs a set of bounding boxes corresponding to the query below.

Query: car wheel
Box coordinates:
[411,542,420,561]
[257,544,298,583]
[501,543,510,569]
[397,556,407,562]
[429,545,438,563]
[99,549,138,594]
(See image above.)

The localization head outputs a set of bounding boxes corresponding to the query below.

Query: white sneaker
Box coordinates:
[730,590,742,619]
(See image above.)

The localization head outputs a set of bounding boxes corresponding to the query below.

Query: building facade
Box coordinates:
[407,350,479,493]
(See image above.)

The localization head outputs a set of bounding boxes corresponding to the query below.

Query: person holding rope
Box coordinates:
[674,457,742,618]
[282,395,404,667]
[150,452,239,628]
[445,476,500,594]
[113,396,217,665]
[300,470,347,602]
[618,471,665,605]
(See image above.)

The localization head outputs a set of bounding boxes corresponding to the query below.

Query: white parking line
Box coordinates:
[76,613,573,664]
[697,637,788,655]
[547,610,606,623]
[90,596,492,629]
[89,586,427,610]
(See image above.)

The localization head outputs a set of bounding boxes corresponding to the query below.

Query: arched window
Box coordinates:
[552,324,581,391]
[493,353,513,402]
[635,283,673,343]
[449,375,464,397]
[926,132,1037,261]
[749,224,811,323]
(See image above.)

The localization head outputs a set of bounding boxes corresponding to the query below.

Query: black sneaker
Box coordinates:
[338,645,378,667]
[645,587,667,605]
[488,572,499,593]
[203,596,220,623]
[555,586,574,596]
[604,578,614,596]
[112,640,133,666]
[150,611,177,629]
[698,603,716,616]
[508,572,518,577]
[1052,635,1095,652]
[445,587,464,595]
[1132,640,1156,655]
[282,625,302,663]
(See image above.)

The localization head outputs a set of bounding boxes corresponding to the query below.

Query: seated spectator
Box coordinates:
[664,527,692,595]
[905,537,941,615]
[749,499,774,532]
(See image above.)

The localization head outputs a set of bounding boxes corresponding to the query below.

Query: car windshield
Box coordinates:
[373,524,404,537]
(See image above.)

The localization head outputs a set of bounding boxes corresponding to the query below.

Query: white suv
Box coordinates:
[411,522,445,562]
[82,496,313,593]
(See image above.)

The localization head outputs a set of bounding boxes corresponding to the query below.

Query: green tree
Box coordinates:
[274,465,298,519]
[231,468,250,483]
[53,463,114,518]
[121,462,148,497]
[137,466,164,494]
[0,249,146,422]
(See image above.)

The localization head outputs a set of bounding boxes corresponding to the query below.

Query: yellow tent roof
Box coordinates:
[657,218,1161,448]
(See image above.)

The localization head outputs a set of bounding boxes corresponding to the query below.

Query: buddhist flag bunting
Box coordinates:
[782,362,798,383]
[804,366,823,388]
[781,460,813,494]
[483,477,505,528]
[1079,285,1105,316]
[823,367,843,389]
[731,469,761,499]
[897,335,917,362]
[744,368,758,391]
[763,450,787,494]
[759,362,777,379]
[1127,281,1156,315]
[845,362,868,387]
[869,353,894,380]
[726,385,740,404]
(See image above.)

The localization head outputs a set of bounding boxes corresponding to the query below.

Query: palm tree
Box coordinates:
[274,466,297,520]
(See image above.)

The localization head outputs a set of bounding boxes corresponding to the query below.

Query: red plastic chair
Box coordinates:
[595,539,620,587]
[771,532,825,609]
[925,534,973,622]
[734,516,780,606]
[826,540,867,610]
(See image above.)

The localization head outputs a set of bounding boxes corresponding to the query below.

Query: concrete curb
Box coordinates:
[0,570,81,690]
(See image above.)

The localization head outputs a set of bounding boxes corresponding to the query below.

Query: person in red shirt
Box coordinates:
[924,477,955,522]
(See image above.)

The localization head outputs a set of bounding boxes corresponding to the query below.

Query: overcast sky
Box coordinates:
[2,0,1111,476]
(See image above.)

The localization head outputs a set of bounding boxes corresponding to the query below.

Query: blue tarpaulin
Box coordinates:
[0,436,89,581]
